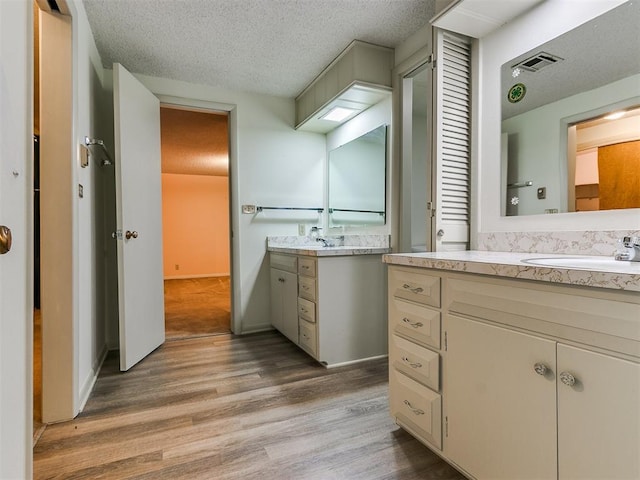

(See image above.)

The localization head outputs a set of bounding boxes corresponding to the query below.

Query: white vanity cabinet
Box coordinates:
[269,253,299,343]
[270,251,388,366]
[388,266,444,450]
[386,264,640,480]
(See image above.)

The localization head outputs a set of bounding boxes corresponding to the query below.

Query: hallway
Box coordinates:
[164,276,231,339]
[32,331,464,479]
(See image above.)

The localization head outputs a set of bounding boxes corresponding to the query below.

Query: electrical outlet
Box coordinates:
[242,204,256,214]
[175,264,179,270]
[298,224,306,236]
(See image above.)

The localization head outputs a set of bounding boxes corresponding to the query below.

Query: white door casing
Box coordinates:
[0,0,32,477]
[113,63,165,371]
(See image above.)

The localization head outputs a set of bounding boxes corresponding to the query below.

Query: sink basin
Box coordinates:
[521,256,624,271]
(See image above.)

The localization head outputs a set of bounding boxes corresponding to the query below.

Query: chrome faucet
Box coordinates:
[316,237,330,247]
[614,236,640,261]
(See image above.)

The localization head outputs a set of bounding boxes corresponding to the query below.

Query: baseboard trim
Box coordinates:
[78,345,108,414]
[164,273,230,280]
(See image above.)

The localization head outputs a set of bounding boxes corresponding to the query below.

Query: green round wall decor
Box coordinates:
[508,83,526,103]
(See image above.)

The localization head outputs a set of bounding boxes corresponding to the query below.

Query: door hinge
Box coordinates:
[444,331,448,351]
[428,53,437,69]
[445,416,449,437]
[111,229,123,240]
[426,201,435,218]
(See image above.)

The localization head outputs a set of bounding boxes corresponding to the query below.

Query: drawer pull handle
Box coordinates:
[403,400,424,415]
[559,371,577,387]
[402,356,422,369]
[533,363,550,376]
[402,317,424,328]
[402,283,424,294]
[302,285,309,290]
[300,307,307,313]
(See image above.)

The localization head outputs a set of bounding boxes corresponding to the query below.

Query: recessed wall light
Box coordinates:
[320,106,359,122]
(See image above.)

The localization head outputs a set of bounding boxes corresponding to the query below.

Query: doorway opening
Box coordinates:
[159,106,232,339]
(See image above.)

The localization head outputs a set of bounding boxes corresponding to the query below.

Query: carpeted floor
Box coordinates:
[164,276,231,339]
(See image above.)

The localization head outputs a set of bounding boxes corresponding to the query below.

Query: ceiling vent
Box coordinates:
[512,52,563,72]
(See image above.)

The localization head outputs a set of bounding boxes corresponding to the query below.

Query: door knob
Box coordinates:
[125,230,138,240]
[437,229,445,238]
[0,225,12,254]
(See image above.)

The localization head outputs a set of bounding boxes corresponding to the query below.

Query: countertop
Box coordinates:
[268,245,391,257]
[382,250,640,292]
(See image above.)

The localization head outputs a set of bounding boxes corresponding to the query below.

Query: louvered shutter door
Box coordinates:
[433,30,471,251]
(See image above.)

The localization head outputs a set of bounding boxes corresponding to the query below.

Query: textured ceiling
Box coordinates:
[83,0,436,98]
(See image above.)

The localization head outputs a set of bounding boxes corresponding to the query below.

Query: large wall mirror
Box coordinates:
[501,1,640,216]
[328,124,387,226]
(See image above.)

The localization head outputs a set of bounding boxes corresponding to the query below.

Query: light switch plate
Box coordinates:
[242,204,256,214]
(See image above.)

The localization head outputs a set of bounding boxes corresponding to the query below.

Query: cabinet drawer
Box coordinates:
[389,267,440,307]
[298,297,316,323]
[390,296,441,349]
[390,335,440,391]
[298,275,316,302]
[270,253,297,273]
[299,318,317,356]
[298,257,316,277]
[390,369,442,449]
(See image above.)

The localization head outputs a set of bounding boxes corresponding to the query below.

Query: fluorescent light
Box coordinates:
[320,106,359,122]
[604,111,626,120]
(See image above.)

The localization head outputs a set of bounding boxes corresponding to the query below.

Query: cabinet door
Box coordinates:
[445,315,557,480]
[557,344,640,480]
[270,268,298,343]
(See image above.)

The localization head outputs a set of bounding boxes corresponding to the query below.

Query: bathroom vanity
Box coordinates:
[269,240,390,367]
[383,251,640,480]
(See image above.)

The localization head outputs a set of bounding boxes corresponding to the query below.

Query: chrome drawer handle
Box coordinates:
[402,317,424,328]
[402,356,422,369]
[403,400,424,415]
[559,371,577,387]
[402,283,424,294]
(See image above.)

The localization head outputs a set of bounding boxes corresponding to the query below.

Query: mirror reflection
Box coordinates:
[328,125,387,226]
[501,1,640,216]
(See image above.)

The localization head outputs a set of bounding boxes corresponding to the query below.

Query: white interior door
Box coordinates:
[113,63,165,371]
[432,29,471,251]
[0,0,31,476]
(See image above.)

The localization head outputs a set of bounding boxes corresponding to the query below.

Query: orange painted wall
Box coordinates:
[162,173,230,278]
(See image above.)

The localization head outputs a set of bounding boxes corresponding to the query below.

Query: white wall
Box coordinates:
[475,0,638,235]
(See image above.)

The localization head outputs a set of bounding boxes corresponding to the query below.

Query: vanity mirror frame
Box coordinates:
[499,0,640,217]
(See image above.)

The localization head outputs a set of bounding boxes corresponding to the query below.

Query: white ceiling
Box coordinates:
[82,0,437,98]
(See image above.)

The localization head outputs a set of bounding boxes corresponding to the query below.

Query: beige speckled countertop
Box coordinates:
[383,251,640,292]
[268,245,391,257]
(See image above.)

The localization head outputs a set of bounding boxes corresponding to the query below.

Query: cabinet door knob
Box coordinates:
[533,362,549,376]
[559,371,577,387]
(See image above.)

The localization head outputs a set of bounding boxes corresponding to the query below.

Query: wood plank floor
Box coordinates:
[33,331,466,480]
